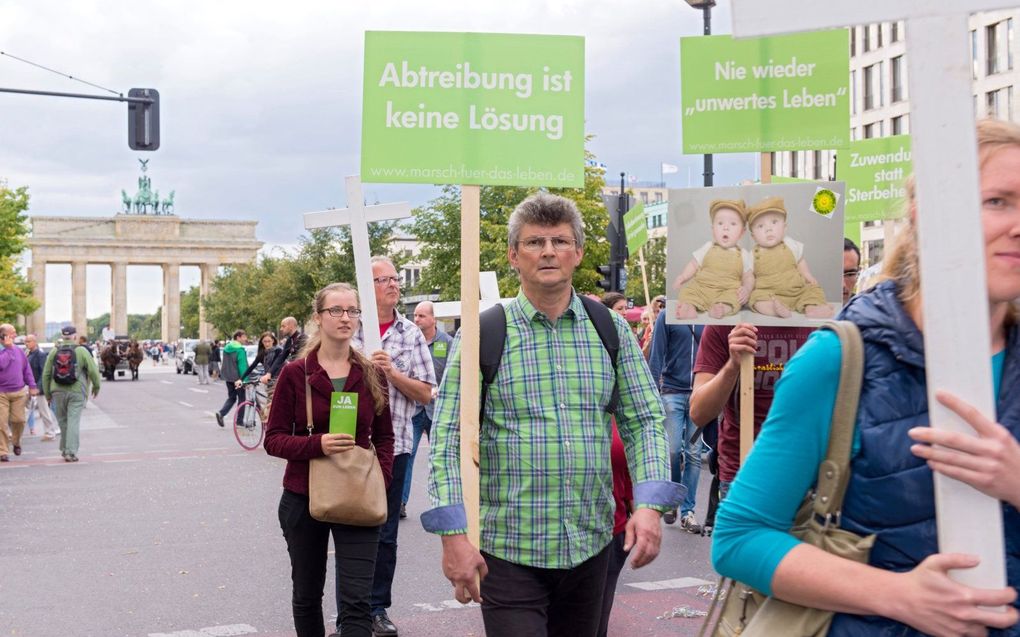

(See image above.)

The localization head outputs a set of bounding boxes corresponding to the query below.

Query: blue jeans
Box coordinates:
[401,410,432,505]
[662,392,701,516]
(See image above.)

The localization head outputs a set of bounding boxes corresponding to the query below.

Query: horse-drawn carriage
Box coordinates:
[100,338,143,381]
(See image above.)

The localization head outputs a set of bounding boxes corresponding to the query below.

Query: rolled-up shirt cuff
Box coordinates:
[421,503,468,535]
[633,480,687,513]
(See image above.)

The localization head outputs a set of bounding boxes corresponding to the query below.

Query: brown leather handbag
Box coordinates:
[700,321,876,637]
[305,373,387,527]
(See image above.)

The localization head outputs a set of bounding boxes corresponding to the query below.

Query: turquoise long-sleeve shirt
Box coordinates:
[712,329,1006,596]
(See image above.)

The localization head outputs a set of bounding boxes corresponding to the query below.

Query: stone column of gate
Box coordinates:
[110,262,128,337]
[71,261,87,337]
[162,262,181,343]
[28,261,46,338]
[199,262,217,341]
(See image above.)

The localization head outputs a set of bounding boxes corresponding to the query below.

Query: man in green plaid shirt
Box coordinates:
[422,193,683,636]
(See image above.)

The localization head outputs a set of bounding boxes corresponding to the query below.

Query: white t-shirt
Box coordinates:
[692,241,753,272]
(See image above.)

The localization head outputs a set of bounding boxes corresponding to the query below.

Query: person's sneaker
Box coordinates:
[399,503,407,519]
[702,525,714,537]
[68,454,79,462]
[215,412,225,428]
[663,509,677,525]
[681,511,703,534]
[371,612,398,636]
[13,445,21,456]
[0,455,8,462]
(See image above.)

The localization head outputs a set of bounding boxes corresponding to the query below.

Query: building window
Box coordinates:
[891,55,906,102]
[1010,19,1015,71]
[891,21,901,43]
[987,21,1012,75]
[972,30,979,79]
[640,192,648,204]
[813,150,822,179]
[863,121,884,139]
[790,151,799,178]
[866,238,885,265]
[987,86,1014,120]
[863,24,872,52]
[892,114,908,135]
[863,63,883,110]
[877,22,883,48]
[851,69,857,115]
[850,26,856,57]
[654,191,663,203]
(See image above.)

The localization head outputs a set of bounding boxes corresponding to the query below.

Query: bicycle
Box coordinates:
[233,380,267,450]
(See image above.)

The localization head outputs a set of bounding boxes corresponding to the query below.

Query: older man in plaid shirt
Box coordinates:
[337,255,436,637]
[423,193,682,636]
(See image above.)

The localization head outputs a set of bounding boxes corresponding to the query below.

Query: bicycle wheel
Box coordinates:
[233,400,265,450]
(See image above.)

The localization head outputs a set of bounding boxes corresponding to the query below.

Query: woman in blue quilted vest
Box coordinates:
[712,119,1020,637]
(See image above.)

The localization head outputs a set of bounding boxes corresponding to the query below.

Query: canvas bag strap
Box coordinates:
[812,320,864,520]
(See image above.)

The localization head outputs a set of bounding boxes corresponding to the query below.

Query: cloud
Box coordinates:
[2,0,754,322]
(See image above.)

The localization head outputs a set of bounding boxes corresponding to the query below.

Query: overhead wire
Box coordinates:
[0,50,122,97]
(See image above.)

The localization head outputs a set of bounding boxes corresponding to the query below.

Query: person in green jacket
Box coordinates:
[42,325,101,462]
[215,330,249,427]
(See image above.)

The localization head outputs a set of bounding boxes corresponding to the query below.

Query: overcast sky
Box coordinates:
[1,0,759,325]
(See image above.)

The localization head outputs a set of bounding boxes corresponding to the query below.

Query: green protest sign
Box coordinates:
[623,202,648,254]
[361,31,584,187]
[836,135,912,223]
[329,392,359,436]
[680,30,850,154]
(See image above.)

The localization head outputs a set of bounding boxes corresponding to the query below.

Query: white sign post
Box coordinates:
[730,0,1011,590]
[303,175,412,354]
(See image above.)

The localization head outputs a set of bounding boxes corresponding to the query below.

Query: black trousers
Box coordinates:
[480,543,612,637]
[597,532,631,637]
[218,381,241,418]
[278,490,380,637]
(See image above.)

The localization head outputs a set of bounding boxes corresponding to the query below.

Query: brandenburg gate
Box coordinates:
[25,161,262,342]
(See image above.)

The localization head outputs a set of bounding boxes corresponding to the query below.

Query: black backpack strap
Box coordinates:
[478,304,508,421]
[578,295,621,414]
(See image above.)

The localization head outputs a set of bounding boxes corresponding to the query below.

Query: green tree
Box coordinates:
[180,286,200,338]
[410,148,609,300]
[625,236,667,303]
[0,183,38,324]
[203,222,400,338]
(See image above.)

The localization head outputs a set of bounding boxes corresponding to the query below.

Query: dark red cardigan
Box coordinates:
[263,350,395,495]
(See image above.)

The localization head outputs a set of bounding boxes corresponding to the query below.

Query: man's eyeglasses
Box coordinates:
[517,236,577,252]
[373,275,401,285]
[321,307,363,318]
[842,269,860,280]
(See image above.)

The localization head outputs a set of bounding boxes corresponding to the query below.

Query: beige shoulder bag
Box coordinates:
[700,320,876,637]
[305,371,387,527]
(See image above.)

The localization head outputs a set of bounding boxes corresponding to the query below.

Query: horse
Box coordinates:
[128,341,144,380]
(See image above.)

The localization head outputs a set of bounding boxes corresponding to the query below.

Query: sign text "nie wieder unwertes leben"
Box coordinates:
[681,30,850,154]
[361,31,585,187]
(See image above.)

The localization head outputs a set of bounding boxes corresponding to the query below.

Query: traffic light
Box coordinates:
[597,264,616,293]
[128,88,160,151]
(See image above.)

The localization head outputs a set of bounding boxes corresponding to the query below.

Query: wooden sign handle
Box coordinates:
[459,184,482,551]
[739,353,755,464]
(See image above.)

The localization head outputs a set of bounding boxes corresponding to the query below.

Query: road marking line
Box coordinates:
[159,455,200,460]
[92,452,131,457]
[0,464,29,469]
[160,380,174,385]
[625,577,713,591]
[148,624,257,637]
[188,388,209,394]
[194,447,230,452]
[105,458,142,464]
[178,401,194,407]
[412,599,481,612]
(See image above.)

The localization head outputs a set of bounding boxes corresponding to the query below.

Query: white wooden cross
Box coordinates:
[303,175,412,354]
[432,271,516,319]
[731,0,1013,590]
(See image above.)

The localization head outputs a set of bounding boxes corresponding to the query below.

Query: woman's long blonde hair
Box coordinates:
[881,119,1020,324]
[299,282,388,415]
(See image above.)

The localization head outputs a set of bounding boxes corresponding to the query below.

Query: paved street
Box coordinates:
[2,362,719,637]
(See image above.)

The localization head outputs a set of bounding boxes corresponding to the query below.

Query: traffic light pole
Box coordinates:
[0,86,160,150]
[615,173,629,292]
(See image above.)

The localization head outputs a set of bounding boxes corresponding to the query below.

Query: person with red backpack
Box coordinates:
[42,325,100,462]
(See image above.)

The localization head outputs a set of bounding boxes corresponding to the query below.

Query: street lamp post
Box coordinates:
[685,0,716,187]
